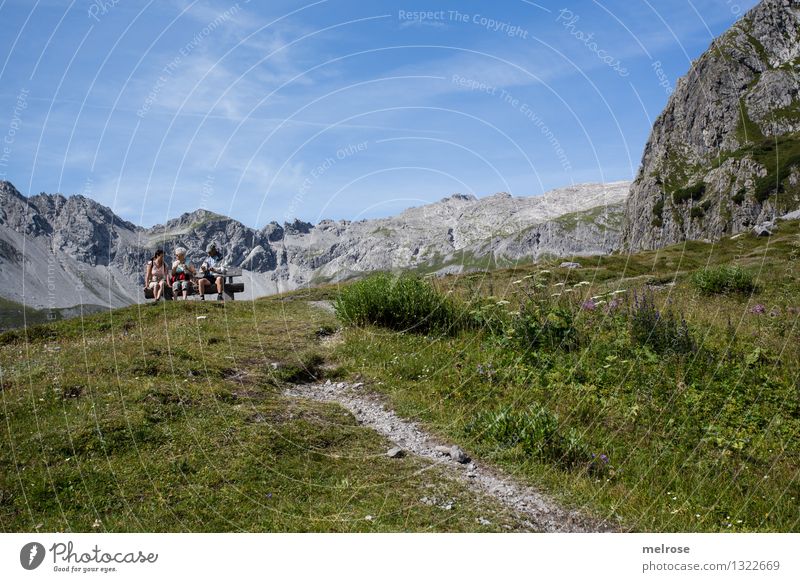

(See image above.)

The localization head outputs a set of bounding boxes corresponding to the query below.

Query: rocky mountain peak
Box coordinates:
[440,193,478,203]
[284,219,313,235]
[622,0,800,250]
[0,180,24,200]
[154,208,227,232]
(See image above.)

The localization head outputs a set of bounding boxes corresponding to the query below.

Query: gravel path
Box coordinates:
[285,380,615,532]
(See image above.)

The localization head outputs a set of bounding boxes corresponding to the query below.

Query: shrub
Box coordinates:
[672,182,705,204]
[629,292,695,355]
[465,404,590,469]
[690,206,706,219]
[512,303,579,351]
[691,265,757,295]
[335,273,465,334]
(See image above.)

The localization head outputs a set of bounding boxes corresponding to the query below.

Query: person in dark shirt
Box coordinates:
[198,243,225,301]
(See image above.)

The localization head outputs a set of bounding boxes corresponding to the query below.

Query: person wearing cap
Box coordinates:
[171,247,195,300]
[198,243,225,301]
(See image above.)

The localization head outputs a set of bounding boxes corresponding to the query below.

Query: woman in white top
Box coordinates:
[144,249,168,303]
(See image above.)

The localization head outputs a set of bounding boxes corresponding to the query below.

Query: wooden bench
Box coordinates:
[144,267,245,301]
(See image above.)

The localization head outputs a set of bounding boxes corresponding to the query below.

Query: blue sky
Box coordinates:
[0,0,759,229]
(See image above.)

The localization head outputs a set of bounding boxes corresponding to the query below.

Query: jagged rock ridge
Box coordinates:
[0,180,629,310]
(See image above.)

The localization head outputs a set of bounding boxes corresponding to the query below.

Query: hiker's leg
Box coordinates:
[215,276,223,294]
[155,281,163,301]
[198,278,207,295]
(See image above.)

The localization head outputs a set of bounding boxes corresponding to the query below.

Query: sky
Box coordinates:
[0,0,759,229]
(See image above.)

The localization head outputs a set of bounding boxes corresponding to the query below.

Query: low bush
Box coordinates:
[691,265,757,295]
[629,292,695,355]
[672,182,705,204]
[465,404,591,469]
[335,273,465,334]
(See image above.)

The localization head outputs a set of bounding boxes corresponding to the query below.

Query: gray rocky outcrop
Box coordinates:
[622,0,800,250]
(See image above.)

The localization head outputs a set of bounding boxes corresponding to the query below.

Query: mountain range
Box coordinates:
[0,180,629,311]
[4,0,800,315]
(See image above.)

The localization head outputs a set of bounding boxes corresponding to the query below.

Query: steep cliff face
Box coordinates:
[622,0,800,250]
[0,179,629,310]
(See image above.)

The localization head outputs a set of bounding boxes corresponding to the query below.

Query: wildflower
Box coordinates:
[591,295,606,300]
[611,289,627,295]
[606,298,622,312]
[554,282,565,287]
[523,274,535,280]
[551,293,562,297]
[496,300,510,306]
[511,280,523,285]
[538,270,551,275]
[574,281,591,287]
[750,304,766,315]
[581,299,596,311]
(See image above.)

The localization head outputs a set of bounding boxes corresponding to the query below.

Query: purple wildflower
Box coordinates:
[750,304,766,315]
[581,299,596,311]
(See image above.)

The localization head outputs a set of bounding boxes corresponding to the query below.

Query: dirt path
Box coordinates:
[285,380,615,532]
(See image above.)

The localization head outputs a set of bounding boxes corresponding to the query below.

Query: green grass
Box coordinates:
[332,221,800,532]
[736,98,766,146]
[3,222,800,533]
[0,297,525,532]
[554,204,621,232]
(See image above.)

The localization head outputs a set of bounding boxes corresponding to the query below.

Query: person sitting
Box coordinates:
[144,249,168,303]
[197,243,226,301]
[171,247,195,300]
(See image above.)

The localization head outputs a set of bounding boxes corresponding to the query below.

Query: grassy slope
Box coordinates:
[2,223,799,532]
[0,290,522,532]
[334,221,800,532]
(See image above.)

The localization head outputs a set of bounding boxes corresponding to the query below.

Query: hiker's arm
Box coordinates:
[144,263,152,289]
